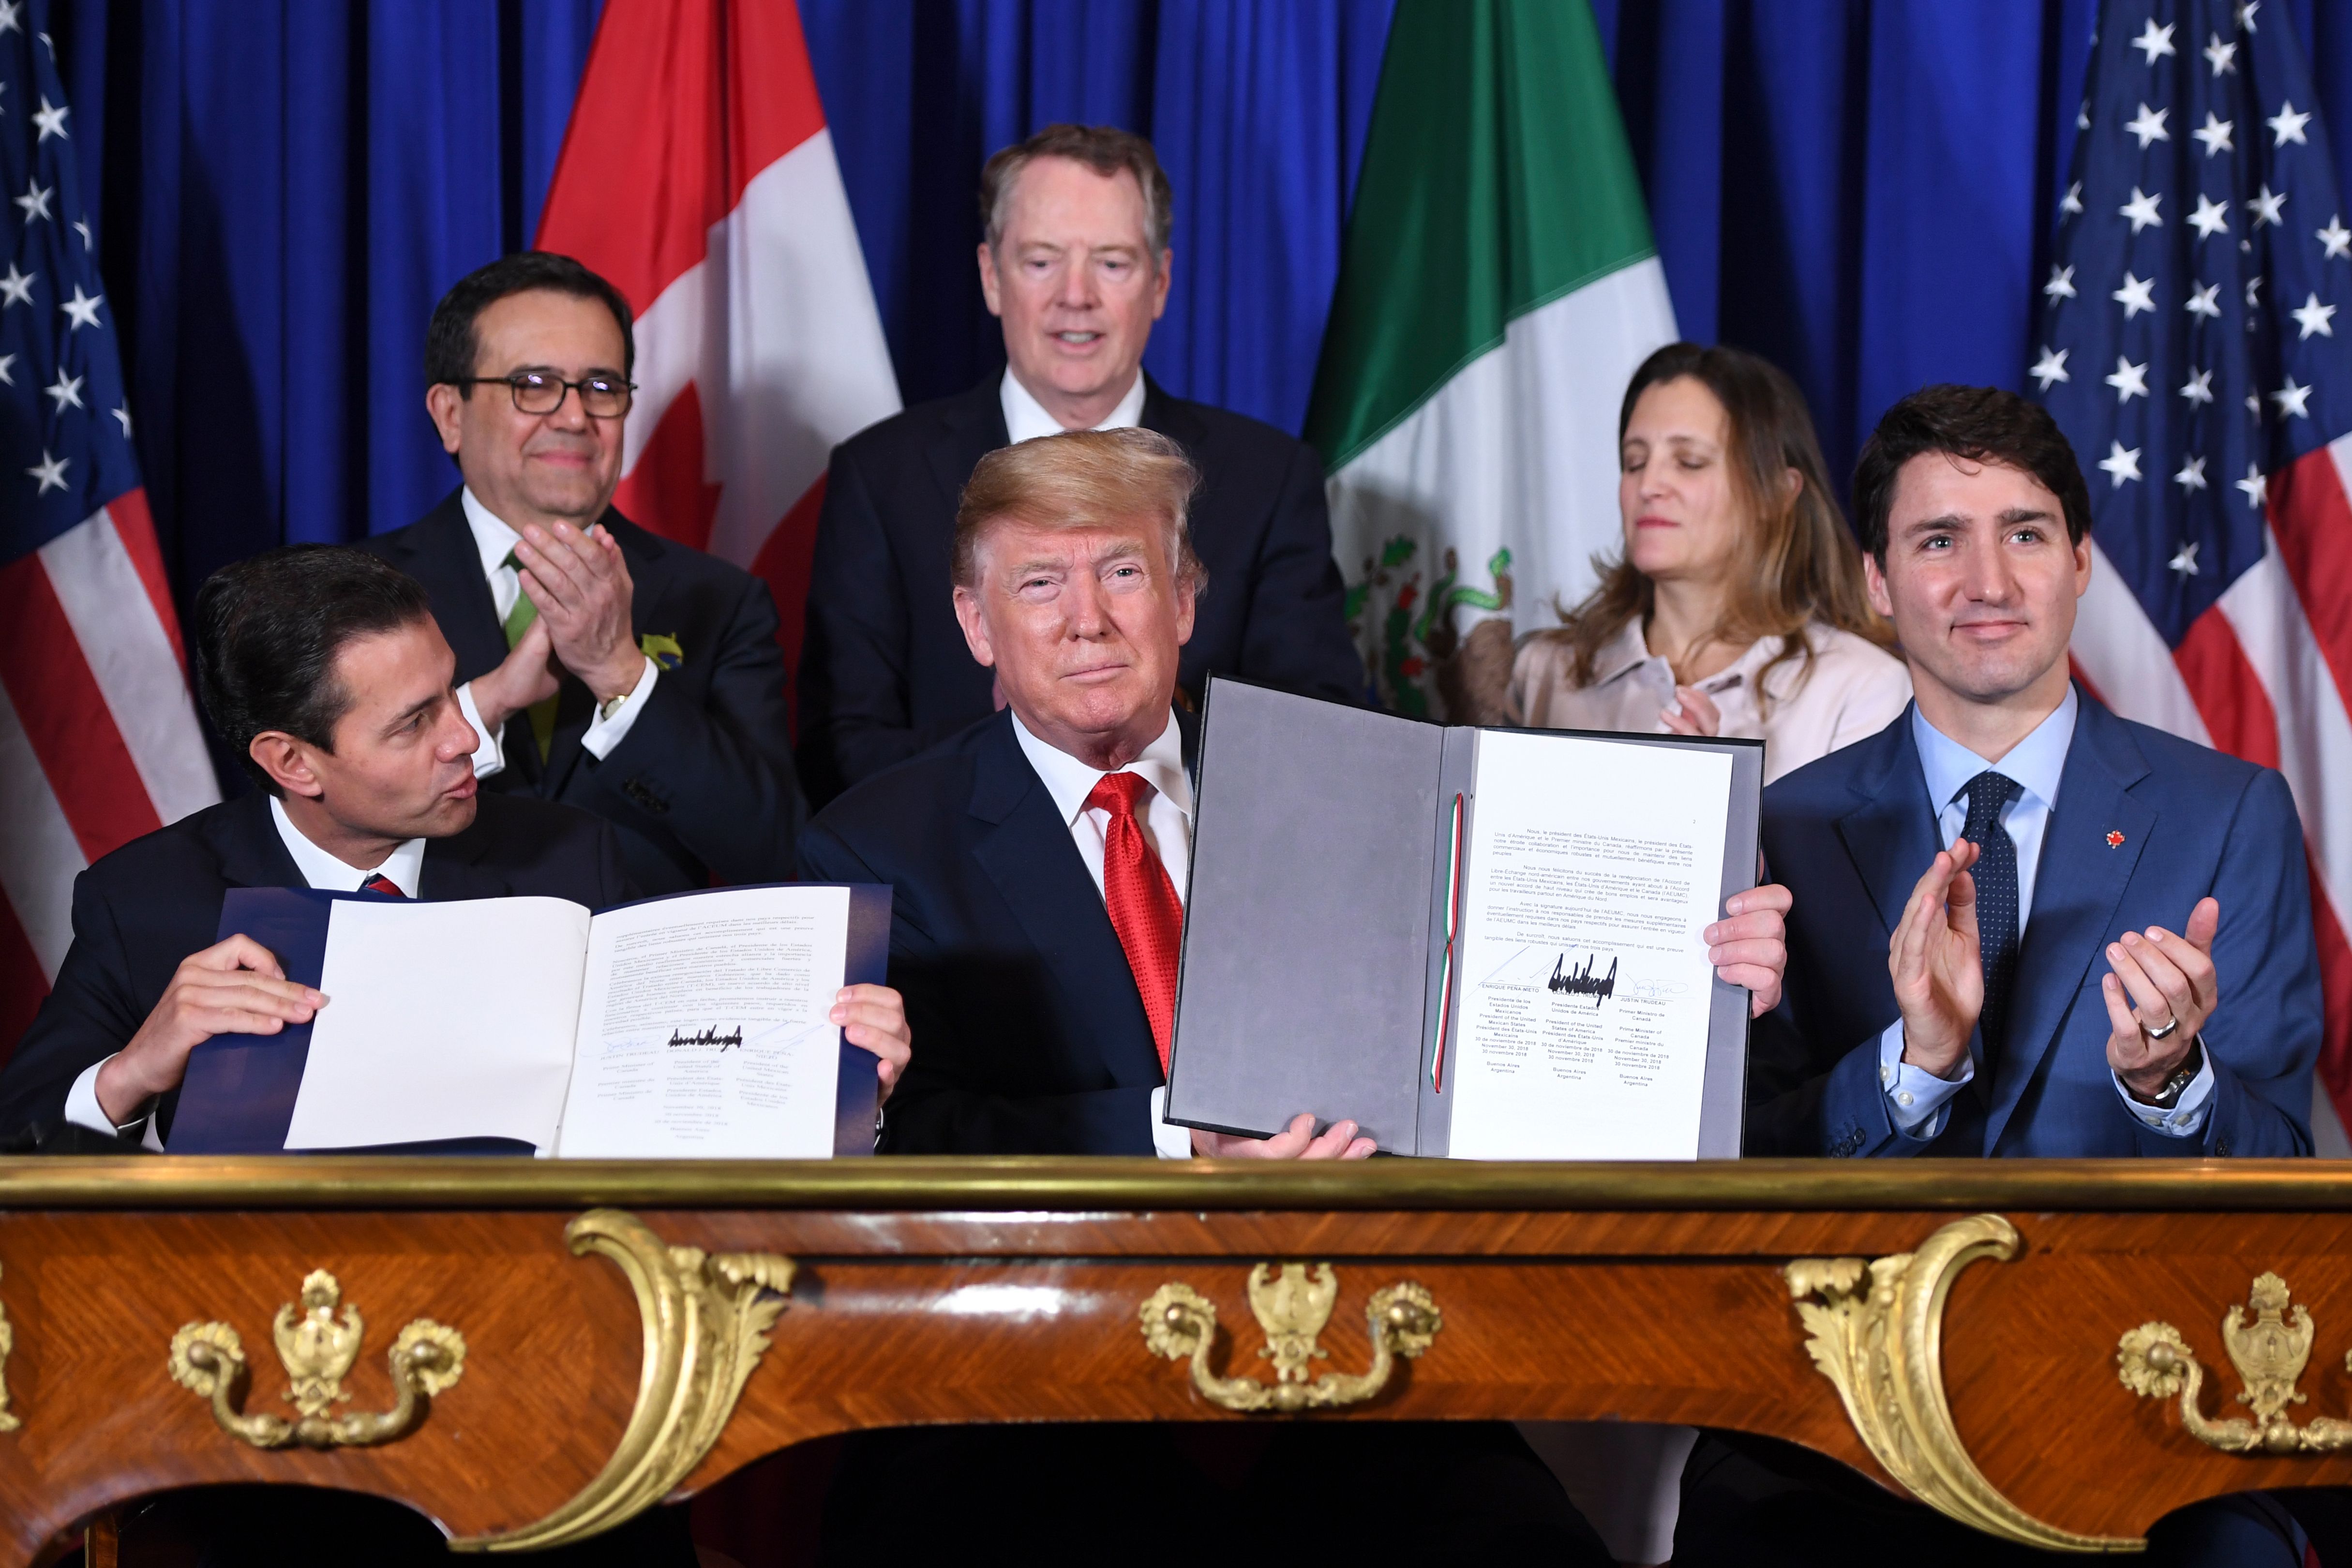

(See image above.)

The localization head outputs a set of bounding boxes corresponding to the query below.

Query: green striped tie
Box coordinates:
[500,550,558,762]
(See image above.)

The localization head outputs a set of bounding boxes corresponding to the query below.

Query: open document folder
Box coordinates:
[1164,678,1762,1159]
[169,882,891,1157]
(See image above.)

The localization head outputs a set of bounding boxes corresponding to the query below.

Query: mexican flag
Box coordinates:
[1305,0,1676,717]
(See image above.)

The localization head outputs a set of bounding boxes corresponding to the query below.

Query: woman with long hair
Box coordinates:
[1506,341,1908,783]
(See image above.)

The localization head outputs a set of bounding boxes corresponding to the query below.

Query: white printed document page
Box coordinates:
[1445,730,1732,1160]
[554,884,854,1158]
[285,896,591,1151]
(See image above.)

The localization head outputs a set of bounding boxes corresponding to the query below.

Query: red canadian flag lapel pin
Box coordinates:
[2106,830,2127,848]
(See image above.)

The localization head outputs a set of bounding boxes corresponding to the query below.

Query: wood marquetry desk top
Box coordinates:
[2,1155,2351,1559]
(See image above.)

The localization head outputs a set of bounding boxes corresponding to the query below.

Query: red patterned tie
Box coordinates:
[1084,772,1185,1073]
[360,874,406,898]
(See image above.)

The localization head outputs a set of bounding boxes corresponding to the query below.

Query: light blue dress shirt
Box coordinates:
[1877,689,2214,1140]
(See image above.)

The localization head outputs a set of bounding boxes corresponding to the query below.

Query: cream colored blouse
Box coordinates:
[1506,618,1912,785]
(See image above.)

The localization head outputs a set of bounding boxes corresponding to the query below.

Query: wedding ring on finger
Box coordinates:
[2143,1015,2181,1041]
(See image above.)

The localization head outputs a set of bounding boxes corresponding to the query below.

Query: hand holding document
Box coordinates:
[174,883,891,1157]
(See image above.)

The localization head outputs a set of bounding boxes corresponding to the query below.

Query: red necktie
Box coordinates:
[1084,772,1184,1073]
[360,874,406,898]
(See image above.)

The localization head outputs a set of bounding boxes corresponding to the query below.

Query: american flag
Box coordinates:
[2037,0,2352,1138]
[0,7,214,1052]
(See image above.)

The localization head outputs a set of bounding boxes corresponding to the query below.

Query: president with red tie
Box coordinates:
[799,426,1794,1158]
[796,426,1376,1157]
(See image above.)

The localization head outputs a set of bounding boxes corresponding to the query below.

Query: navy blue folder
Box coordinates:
[169,883,893,1157]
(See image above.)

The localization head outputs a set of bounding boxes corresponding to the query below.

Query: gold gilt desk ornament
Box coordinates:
[1786,1214,2141,1553]
[0,1261,17,1434]
[2118,1272,2352,1453]
[1139,1262,1440,1413]
[166,1269,465,1450]
[452,1209,795,1553]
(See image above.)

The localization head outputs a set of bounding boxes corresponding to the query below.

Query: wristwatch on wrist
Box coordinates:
[2130,1034,2206,1109]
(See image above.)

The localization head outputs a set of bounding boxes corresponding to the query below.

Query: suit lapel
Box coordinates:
[1832,715,1942,942]
[415,813,520,901]
[1140,375,1206,451]
[924,382,1012,519]
[965,714,1165,1087]
[391,492,511,685]
[1983,697,2154,1150]
[206,791,307,890]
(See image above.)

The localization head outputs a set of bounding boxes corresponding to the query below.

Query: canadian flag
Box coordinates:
[535,0,901,681]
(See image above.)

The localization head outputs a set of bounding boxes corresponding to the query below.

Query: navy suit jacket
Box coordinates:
[363,490,805,895]
[1749,691,2319,1158]
[0,790,627,1150]
[795,708,1194,1155]
[795,375,1364,805]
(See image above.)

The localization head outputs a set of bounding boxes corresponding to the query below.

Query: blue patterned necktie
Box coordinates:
[1959,771,2023,1062]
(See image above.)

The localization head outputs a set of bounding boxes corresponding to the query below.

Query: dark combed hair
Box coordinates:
[195,547,435,796]
[423,251,635,391]
[979,123,1174,256]
[1536,341,1892,705]
[1851,384,2092,561]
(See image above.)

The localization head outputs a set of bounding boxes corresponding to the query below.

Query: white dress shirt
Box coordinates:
[1008,706,1195,1158]
[453,487,659,780]
[999,367,1148,445]
[1877,688,2214,1140]
[63,798,430,1147]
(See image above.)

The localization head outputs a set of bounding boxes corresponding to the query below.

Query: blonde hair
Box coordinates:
[1537,343,1893,708]
[954,427,1208,597]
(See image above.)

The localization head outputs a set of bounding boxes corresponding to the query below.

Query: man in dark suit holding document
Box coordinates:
[0,546,911,1155]
[801,426,1793,1157]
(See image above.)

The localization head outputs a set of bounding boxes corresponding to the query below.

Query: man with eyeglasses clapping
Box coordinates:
[363,253,806,895]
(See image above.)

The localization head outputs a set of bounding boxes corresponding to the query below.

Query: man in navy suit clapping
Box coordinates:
[1751,383,2320,1161]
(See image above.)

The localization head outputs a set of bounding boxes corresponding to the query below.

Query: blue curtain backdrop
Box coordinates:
[40,0,2352,620]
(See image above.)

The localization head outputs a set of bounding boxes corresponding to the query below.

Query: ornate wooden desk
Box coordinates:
[1,1156,2349,1559]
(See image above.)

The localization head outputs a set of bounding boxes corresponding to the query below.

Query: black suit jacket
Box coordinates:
[795,707,1198,1154]
[0,791,628,1149]
[363,491,805,894]
[796,375,1363,804]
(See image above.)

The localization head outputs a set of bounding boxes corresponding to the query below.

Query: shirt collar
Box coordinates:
[1009,706,1191,827]
[1588,619,1793,694]
[460,486,521,581]
[1910,685,2079,816]
[1586,617,1655,687]
[269,795,429,897]
[999,367,1148,446]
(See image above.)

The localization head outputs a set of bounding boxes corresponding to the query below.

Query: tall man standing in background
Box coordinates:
[364,254,806,895]
[796,123,1365,804]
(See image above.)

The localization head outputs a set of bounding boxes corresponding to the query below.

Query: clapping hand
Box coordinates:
[1889,840,1984,1079]
[468,613,560,735]
[513,521,644,704]
[2105,898,2221,1098]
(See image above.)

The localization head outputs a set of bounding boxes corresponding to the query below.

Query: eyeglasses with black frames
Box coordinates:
[457,371,636,418]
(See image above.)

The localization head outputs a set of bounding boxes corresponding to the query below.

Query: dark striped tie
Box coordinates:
[1959,771,2023,1063]
[360,873,406,898]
